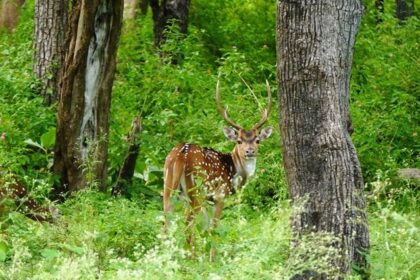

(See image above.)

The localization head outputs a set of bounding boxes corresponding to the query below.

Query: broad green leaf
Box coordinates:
[41,248,60,260]
[59,243,83,255]
[40,127,56,149]
[24,139,46,153]
[0,241,8,262]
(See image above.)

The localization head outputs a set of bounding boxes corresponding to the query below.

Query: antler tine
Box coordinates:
[252,80,273,130]
[215,80,243,130]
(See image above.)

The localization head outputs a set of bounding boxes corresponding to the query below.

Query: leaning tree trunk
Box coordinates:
[33,0,67,106]
[395,0,414,21]
[149,0,190,47]
[52,0,123,195]
[277,1,369,278]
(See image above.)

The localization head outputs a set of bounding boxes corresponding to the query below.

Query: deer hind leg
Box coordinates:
[163,160,184,229]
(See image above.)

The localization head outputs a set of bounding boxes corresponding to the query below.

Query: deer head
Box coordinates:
[215,80,273,161]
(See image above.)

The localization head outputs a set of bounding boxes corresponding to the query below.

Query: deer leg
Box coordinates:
[210,199,224,261]
[185,174,201,251]
[163,161,183,229]
[212,200,224,228]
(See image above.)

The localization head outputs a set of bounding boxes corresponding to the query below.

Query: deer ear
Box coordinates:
[259,126,273,141]
[223,127,237,142]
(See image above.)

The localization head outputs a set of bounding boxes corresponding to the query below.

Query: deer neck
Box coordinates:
[231,147,257,185]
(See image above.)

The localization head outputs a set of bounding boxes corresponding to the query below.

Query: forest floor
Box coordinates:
[1,190,419,279]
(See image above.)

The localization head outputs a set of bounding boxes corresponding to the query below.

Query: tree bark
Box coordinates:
[52,0,123,196]
[395,0,414,21]
[124,0,137,19]
[140,0,148,15]
[149,0,190,47]
[277,1,369,278]
[33,0,68,106]
[111,117,142,197]
[0,0,25,32]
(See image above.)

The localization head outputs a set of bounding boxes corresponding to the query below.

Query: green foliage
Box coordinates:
[351,1,420,182]
[0,0,55,178]
[368,209,419,279]
[1,193,418,279]
[0,0,419,278]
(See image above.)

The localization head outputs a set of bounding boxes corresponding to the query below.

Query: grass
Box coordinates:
[1,190,419,279]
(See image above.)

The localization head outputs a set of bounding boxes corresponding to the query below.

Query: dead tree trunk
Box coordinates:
[52,0,123,196]
[149,0,190,47]
[277,0,369,278]
[111,117,142,196]
[33,0,68,105]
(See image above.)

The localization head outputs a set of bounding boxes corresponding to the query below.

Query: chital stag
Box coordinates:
[163,80,273,235]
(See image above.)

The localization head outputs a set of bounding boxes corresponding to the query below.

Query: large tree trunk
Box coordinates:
[395,0,414,21]
[149,0,190,47]
[33,0,68,106]
[277,1,369,278]
[52,0,123,196]
[0,0,25,32]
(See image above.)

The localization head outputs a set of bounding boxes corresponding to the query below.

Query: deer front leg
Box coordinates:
[185,172,202,251]
[212,200,224,228]
[210,199,224,261]
[185,195,201,253]
[163,160,183,231]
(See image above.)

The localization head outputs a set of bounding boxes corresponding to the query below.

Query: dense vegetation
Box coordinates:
[0,0,418,279]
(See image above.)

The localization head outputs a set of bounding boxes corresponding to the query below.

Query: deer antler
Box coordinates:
[252,80,272,130]
[215,80,243,130]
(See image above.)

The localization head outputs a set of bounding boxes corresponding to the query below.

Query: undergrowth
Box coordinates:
[1,191,419,279]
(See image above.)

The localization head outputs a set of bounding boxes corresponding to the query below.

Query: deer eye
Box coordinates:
[237,140,242,144]
[256,139,260,144]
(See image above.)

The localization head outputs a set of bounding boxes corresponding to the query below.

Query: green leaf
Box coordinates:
[59,243,84,255]
[41,248,60,260]
[0,241,8,262]
[24,139,46,153]
[40,127,56,149]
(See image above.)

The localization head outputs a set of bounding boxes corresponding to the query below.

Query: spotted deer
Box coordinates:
[163,81,273,236]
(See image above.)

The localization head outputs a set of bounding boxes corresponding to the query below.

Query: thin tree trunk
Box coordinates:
[111,117,142,196]
[33,0,68,105]
[149,0,190,47]
[52,0,123,196]
[396,0,414,21]
[0,0,25,32]
[277,1,369,278]
[140,0,148,15]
